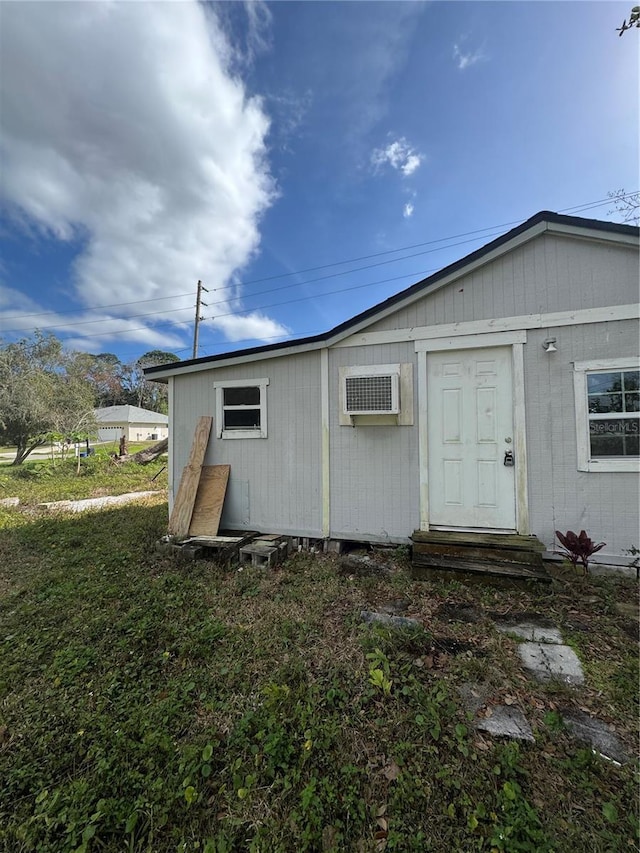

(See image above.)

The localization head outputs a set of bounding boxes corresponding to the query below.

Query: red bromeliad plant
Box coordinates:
[555,529,606,575]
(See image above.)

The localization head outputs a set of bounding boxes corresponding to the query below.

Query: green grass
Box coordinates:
[0,452,167,505]
[0,479,637,852]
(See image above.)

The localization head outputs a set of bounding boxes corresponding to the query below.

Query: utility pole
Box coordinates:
[192,279,208,359]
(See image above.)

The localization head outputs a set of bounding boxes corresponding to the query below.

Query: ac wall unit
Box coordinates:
[343,373,400,415]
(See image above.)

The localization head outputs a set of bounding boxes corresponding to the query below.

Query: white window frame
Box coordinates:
[573,357,639,473]
[214,378,269,439]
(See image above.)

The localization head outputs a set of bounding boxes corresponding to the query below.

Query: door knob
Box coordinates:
[504,450,514,467]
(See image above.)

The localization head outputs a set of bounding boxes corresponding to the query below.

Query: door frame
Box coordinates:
[415,330,529,534]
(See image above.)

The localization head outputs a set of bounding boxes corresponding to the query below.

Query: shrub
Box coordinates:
[555,529,605,575]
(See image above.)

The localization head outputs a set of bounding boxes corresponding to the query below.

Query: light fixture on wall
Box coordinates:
[543,337,557,353]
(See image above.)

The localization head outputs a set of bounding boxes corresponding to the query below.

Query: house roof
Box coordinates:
[144,210,639,380]
[94,405,168,425]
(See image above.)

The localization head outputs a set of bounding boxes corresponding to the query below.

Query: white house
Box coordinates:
[94,405,168,443]
[145,212,639,571]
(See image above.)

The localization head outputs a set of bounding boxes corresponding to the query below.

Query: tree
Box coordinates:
[87,353,127,407]
[0,332,96,465]
[617,6,640,35]
[121,350,179,413]
[607,190,640,225]
[67,351,126,408]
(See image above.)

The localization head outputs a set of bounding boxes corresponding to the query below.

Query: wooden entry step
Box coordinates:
[411,531,549,585]
[412,530,546,551]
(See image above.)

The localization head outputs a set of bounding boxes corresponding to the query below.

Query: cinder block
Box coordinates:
[239,544,280,569]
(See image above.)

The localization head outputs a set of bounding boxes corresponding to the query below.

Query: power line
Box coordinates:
[3,195,635,344]
[1,230,505,334]
[4,192,634,324]
[3,225,509,325]
[196,326,330,355]
[17,264,441,341]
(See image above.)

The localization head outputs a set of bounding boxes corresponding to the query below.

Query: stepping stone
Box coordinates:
[518,642,584,685]
[560,709,631,765]
[494,620,563,644]
[360,610,421,630]
[476,705,535,743]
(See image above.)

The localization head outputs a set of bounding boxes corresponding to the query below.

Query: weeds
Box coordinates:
[0,481,637,851]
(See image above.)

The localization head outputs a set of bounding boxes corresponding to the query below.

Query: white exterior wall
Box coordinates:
[330,233,639,559]
[328,342,419,542]
[524,320,639,562]
[364,235,637,332]
[171,351,323,536]
[168,231,638,561]
[97,423,168,442]
[126,423,168,442]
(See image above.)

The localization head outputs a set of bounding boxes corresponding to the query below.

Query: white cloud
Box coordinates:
[371,138,424,177]
[403,202,415,219]
[0,1,289,350]
[453,40,486,71]
[211,312,290,343]
[213,0,273,69]
[0,284,187,352]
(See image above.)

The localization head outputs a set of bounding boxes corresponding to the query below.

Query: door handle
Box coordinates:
[504,450,514,467]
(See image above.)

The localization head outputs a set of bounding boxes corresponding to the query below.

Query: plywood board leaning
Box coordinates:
[168,416,213,537]
[188,465,230,536]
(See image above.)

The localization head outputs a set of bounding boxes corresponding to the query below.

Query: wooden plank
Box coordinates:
[411,566,551,589]
[412,542,543,567]
[411,554,549,580]
[185,535,246,546]
[168,416,213,536]
[411,530,546,551]
[188,465,230,536]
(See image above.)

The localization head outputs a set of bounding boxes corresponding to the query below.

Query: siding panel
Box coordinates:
[329,342,419,541]
[525,320,639,560]
[172,351,323,536]
[169,230,638,560]
[365,235,638,333]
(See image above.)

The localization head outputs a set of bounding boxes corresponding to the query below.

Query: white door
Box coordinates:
[427,346,516,530]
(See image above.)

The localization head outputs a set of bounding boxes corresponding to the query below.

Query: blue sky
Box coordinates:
[0,1,637,364]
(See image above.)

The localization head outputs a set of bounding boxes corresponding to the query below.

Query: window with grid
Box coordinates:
[574,359,639,472]
[587,369,639,458]
[214,379,268,438]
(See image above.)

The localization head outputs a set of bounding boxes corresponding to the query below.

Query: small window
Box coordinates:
[574,359,639,472]
[214,379,269,439]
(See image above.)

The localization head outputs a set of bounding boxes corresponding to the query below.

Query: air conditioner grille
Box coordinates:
[345,375,394,412]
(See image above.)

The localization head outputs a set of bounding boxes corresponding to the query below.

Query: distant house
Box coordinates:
[94,405,168,443]
[144,212,639,569]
